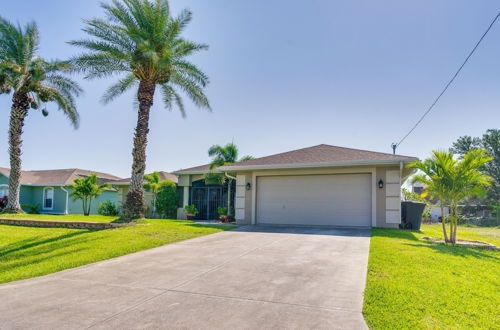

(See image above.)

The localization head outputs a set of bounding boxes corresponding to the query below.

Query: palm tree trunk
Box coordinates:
[5,92,29,213]
[123,79,156,220]
[440,204,449,243]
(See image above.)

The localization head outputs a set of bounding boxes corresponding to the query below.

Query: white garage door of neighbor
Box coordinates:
[256,174,372,227]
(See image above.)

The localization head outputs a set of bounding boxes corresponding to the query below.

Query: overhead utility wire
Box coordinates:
[392,12,500,154]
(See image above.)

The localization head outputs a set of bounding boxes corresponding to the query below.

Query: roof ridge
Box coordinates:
[317,144,414,158]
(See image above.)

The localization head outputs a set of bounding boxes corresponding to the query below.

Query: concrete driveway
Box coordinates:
[0,226,371,329]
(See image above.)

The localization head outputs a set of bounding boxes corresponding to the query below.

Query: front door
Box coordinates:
[207,187,223,220]
[191,186,224,220]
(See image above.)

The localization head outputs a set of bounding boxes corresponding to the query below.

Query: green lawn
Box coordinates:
[0,219,234,284]
[364,224,500,329]
[0,213,120,223]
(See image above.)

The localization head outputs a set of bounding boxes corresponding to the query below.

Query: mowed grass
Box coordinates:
[364,224,500,329]
[0,213,120,223]
[0,219,234,284]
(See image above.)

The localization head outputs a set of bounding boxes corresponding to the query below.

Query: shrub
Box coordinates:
[155,180,178,219]
[97,200,119,216]
[21,203,40,214]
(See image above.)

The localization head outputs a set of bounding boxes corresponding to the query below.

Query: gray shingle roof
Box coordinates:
[173,164,213,174]
[0,168,122,185]
[220,144,417,170]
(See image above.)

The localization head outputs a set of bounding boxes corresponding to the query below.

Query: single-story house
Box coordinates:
[110,171,179,216]
[0,168,121,215]
[173,165,234,220]
[175,144,418,228]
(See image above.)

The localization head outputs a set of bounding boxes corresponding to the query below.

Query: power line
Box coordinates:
[392,12,500,154]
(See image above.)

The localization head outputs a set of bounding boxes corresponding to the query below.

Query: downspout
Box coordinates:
[60,186,69,215]
[224,172,236,216]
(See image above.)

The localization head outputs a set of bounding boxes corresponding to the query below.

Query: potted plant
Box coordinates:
[218,207,228,222]
[184,204,199,220]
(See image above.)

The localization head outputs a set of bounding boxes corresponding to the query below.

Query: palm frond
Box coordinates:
[161,84,185,117]
[102,73,137,104]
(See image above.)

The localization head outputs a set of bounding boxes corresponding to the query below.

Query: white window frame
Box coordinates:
[43,187,54,210]
[0,184,8,198]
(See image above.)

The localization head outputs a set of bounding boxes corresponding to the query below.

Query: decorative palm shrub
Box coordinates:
[68,174,111,216]
[409,150,492,244]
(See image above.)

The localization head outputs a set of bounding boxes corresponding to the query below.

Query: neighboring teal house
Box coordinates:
[0,167,121,215]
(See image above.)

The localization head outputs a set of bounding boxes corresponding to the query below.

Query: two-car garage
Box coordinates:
[255,173,373,227]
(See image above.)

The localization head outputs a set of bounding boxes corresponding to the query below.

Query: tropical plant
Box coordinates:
[143,172,162,218]
[0,17,82,213]
[97,200,119,216]
[21,203,40,214]
[155,180,177,219]
[409,150,492,244]
[70,0,211,219]
[205,143,253,215]
[184,204,198,216]
[68,174,111,216]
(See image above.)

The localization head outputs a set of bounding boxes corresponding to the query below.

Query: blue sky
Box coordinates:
[1,0,499,178]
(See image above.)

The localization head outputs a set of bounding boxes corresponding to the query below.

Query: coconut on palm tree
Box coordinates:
[409,150,492,244]
[70,0,210,219]
[0,17,82,213]
[205,143,253,217]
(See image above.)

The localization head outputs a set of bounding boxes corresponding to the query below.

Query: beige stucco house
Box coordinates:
[175,144,418,228]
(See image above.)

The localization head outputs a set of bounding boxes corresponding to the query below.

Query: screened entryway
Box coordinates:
[190,179,235,220]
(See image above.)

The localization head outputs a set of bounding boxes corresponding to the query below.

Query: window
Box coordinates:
[43,187,54,210]
[0,185,8,198]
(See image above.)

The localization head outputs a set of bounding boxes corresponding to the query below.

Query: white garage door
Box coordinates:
[256,174,372,227]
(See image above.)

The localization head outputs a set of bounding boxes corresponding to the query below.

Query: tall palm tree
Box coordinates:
[409,150,491,244]
[70,0,210,219]
[206,143,253,216]
[0,17,82,213]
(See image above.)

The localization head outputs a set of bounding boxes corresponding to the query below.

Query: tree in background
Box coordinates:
[205,143,253,216]
[409,150,492,244]
[450,129,499,212]
[69,174,111,216]
[70,0,210,220]
[0,17,82,213]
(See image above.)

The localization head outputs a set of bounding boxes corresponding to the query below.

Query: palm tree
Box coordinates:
[68,174,111,216]
[143,171,162,218]
[409,150,492,244]
[70,0,210,219]
[0,17,82,213]
[206,143,253,216]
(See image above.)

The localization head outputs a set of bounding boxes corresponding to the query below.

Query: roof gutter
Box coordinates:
[219,158,419,171]
[172,169,222,176]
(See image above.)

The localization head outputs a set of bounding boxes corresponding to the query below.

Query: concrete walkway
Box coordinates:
[0,226,371,329]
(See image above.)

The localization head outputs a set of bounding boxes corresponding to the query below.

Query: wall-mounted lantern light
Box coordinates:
[246,182,252,191]
[378,179,384,189]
